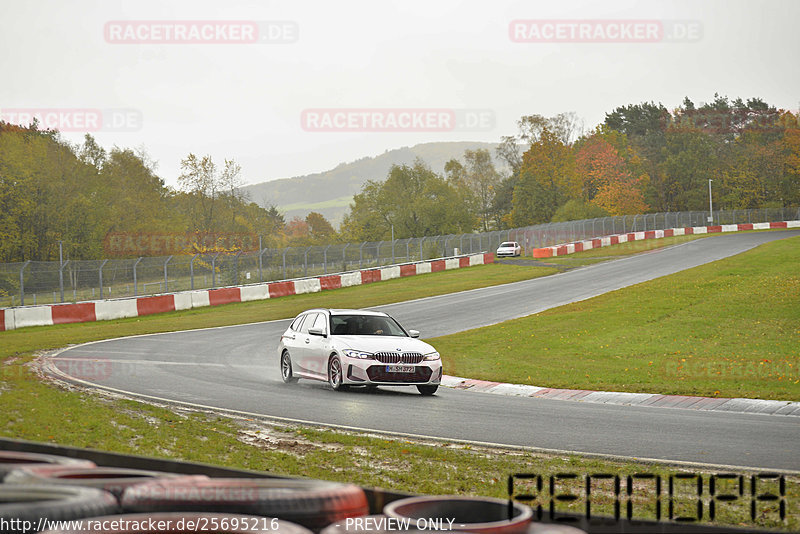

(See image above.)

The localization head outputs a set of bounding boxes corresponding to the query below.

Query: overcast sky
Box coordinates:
[2,0,798,189]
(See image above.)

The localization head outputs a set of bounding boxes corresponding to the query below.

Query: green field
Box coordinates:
[280,195,354,212]
[435,235,800,400]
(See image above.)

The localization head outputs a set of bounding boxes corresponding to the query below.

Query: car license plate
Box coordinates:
[385,365,414,373]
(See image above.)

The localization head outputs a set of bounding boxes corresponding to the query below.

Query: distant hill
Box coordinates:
[241,141,503,225]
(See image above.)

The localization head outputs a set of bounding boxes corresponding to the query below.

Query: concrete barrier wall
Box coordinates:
[531,221,799,258]
[0,253,494,331]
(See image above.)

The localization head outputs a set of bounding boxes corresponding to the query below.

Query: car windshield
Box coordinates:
[500,242,516,247]
[330,314,408,336]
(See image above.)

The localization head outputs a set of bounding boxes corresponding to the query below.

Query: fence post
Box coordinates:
[233,251,241,286]
[164,255,173,293]
[133,257,142,296]
[211,252,220,287]
[19,260,30,306]
[57,241,65,303]
[359,242,365,267]
[342,243,350,271]
[304,247,311,277]
[282,249,288,279]
[419,237,425,260]
[98,259,108,299]
[376,241,384,267]
[323,244,331,274]
[258,236,263,282]
[405,239,410,261]
[190,254,198,290]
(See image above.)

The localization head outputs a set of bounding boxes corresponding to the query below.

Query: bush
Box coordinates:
[551,199,609,222]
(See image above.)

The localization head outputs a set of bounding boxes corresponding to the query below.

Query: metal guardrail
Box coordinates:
[1,207,798,308]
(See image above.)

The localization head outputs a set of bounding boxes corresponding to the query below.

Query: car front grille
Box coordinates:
[373,352,424,364]
[367,365,433,383]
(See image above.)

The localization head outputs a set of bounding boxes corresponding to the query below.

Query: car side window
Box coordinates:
[311,313,327,333]
[299,313,318,334]
[289,314,308,332]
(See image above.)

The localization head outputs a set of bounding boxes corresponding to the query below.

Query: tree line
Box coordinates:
[1,94,798,262]
[0,123,293,262]
[342,95,800,241]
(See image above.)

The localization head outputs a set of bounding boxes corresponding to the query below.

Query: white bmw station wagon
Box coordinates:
[278,308,442,395]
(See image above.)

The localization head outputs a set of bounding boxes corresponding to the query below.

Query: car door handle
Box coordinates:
[304,338,310,344]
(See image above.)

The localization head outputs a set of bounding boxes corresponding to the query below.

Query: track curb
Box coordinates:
[441,375,800,416]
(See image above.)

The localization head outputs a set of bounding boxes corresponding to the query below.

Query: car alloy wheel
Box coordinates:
[281,351,298,384]
[328,356,347,391]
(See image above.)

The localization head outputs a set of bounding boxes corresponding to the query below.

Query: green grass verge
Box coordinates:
[434,235,800,400]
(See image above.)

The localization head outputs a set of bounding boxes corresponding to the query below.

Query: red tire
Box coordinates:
[39,512,313,533]
[0,451,95,481]
[121,478,369,531]
[4,466,208,501]
[0,484,118,532]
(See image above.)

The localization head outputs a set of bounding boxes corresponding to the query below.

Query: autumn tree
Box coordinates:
[445,149,501,231]
[780,112,800,206]
[178,154,247,233]
[342,159,474,241]
[306,212,338,244]
[574,129,649,215]
[511,128,577,225]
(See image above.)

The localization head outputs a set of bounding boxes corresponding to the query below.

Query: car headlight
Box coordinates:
[343,349,373,359]
[423,352,440,361]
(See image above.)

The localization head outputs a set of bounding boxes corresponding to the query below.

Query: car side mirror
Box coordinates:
[308,327,327,337]
[408,329,420,338]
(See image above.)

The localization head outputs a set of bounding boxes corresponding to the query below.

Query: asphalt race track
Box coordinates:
[51,231,800,471]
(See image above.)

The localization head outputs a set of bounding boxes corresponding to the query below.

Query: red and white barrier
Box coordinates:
[532,220,799,258]
[0,253,494,331]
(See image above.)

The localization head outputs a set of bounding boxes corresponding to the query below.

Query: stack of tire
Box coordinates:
[0,451,368,533]
[1,451,585,533]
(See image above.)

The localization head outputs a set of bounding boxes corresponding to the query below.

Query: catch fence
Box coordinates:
[1,207,797,307]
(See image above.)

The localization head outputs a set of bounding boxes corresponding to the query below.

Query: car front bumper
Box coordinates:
[342,358,442,385]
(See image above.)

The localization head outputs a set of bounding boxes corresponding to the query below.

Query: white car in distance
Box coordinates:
[496,241,522,257]
[278,308,442,395]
